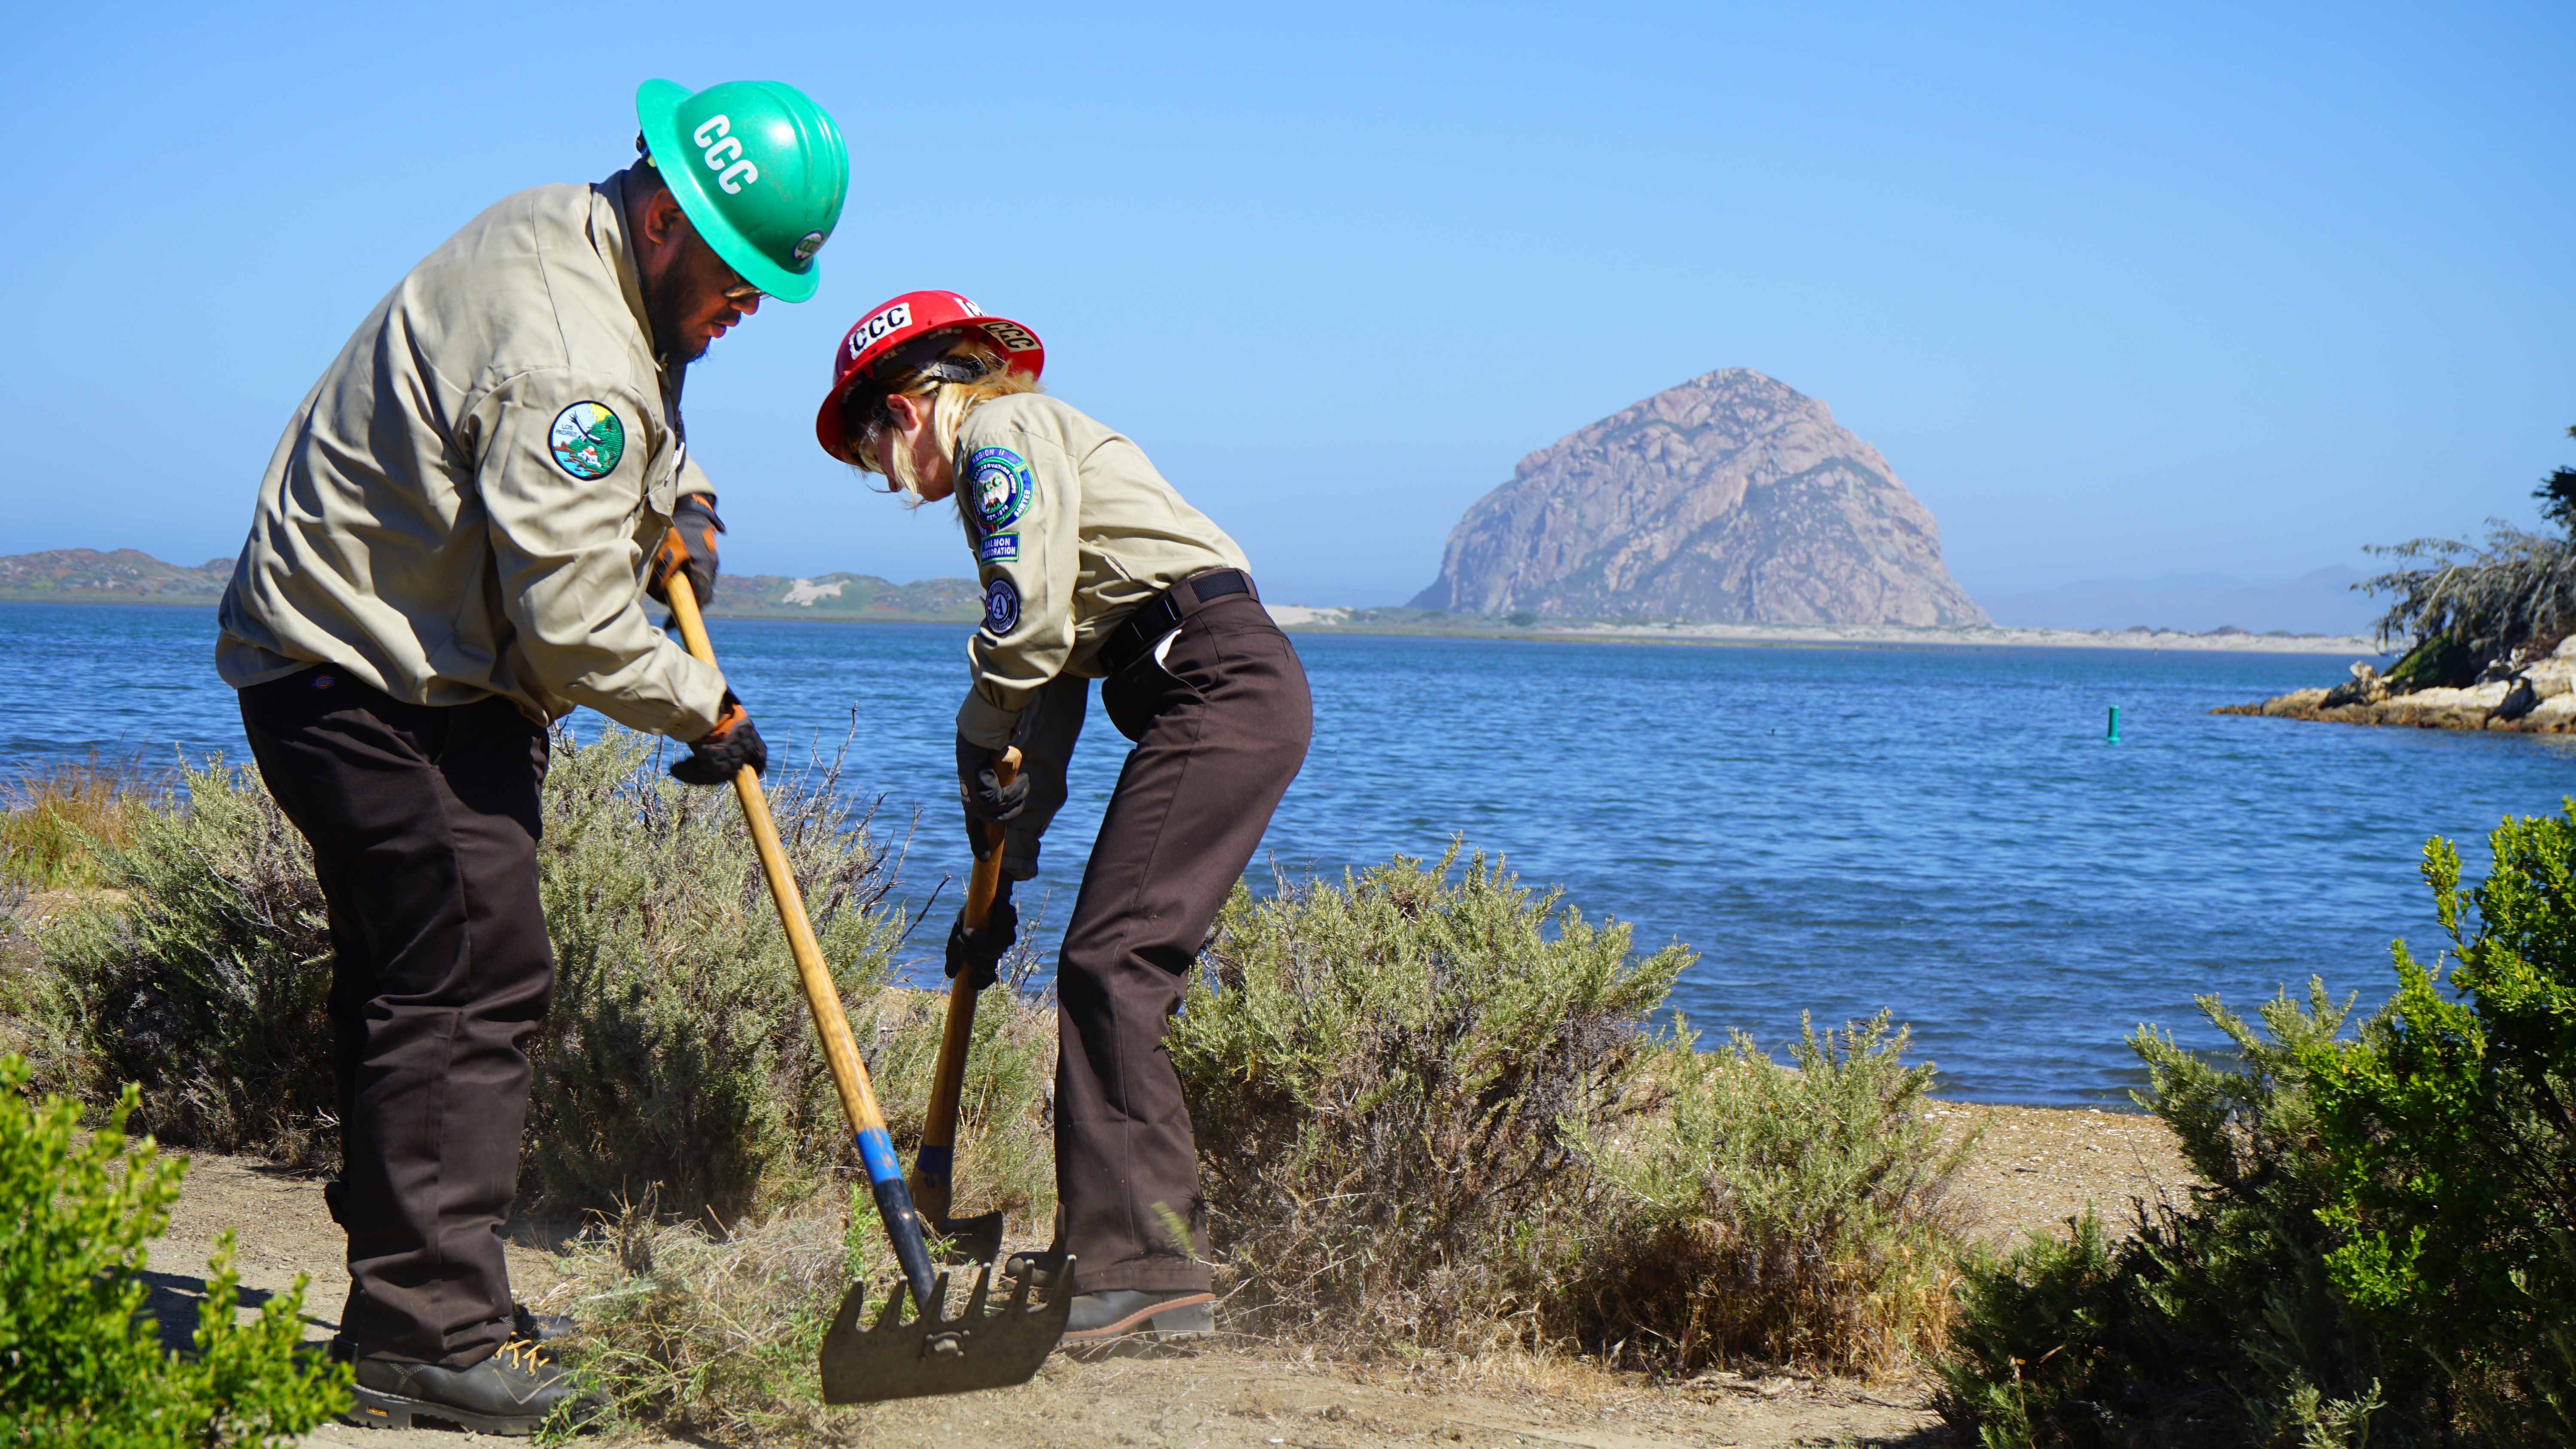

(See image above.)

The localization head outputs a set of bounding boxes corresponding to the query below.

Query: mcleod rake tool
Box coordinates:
[662,577,1069,1403]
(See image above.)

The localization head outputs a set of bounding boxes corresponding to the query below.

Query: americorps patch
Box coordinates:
[967,447,1035,531]
[983,577,1021,634]
[549,402,625,479]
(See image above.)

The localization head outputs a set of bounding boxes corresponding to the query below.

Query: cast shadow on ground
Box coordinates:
[138,1269,336,1354]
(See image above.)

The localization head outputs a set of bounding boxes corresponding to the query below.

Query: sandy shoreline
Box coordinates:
[1268,606,2391,656]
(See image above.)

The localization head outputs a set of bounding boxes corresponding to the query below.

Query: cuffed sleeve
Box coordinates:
[473,371,726,738]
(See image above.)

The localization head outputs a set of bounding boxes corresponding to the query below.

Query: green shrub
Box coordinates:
[1171,848,1691,1354]
[0,1053,349,1446]
[0,753,165,890]
[1935,982,2418,1447]
[1576,1012,1975,1376]
[1936,795,2576,1449]
[2303,812,2576,1444]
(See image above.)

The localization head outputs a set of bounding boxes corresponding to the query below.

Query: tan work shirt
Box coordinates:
[216,171,727,738]
[953,393,1250,747]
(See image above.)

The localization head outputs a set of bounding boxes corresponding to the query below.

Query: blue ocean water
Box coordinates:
[11,601,2571,1106]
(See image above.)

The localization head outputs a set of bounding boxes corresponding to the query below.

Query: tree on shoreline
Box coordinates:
[2360,425,2576,689]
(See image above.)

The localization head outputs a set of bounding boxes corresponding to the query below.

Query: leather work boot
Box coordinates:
[1060,1288,1216,1345]
[343,1337,605,1435]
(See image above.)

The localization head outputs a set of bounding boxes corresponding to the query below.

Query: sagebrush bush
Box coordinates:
[1171,848,1690,1353]
[527,727,902,1223]
[23,725,1001,1223]
[1576,1012,1974,1377]
[0,1053,350,1446]
[30,757,335,1158]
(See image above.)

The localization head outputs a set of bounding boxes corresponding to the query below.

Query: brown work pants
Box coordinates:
[238,669,552,1368]
[1057,590,1312,1295]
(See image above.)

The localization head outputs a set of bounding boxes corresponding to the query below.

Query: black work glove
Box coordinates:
[944,881,1017,991]
[955,733,1030,826]
[647,494,724,606]
[670,690,766,785]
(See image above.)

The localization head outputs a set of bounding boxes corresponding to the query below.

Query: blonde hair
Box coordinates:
[842,335,1044,501]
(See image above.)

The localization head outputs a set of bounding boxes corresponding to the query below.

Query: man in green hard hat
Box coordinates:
[216,79,847,1435]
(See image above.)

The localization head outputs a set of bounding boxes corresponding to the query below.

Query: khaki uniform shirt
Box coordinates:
[216,171,727,738]
[954,394,1250,747]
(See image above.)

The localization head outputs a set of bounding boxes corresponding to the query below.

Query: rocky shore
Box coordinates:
[2215,637,2576,732]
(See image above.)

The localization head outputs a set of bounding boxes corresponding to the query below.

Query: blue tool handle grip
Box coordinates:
[856,1128,939,1309]
[912,1143,954,1184]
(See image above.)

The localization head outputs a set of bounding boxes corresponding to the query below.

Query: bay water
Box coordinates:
[12,601,2571,1106]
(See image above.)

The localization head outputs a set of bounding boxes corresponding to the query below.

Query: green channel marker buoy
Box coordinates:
[2107,705,2121,743]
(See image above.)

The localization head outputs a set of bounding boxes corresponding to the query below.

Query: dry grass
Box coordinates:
[0,752,168,889]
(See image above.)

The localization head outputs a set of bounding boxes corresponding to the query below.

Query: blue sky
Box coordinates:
[3,2,2568,604]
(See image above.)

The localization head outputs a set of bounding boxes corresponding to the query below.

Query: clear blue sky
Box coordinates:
[4,2,2568,604]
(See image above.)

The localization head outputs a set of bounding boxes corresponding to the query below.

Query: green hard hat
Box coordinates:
[636,79,848,304]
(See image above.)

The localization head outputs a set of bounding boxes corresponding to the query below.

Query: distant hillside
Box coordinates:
[0,549,232,601]
[1413,369,1986,626]
[0,549,982,622]
[704,573,979,621]
[1977,567,2379,636]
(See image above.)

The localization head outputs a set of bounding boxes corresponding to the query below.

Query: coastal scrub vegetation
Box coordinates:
[0,1053,350,1446]
[1937,804,2576,1448]
[15,726,1049,1230]
[3,733,1981,1432]
[2362,424,2576,687]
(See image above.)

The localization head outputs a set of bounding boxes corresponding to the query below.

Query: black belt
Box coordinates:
[1097,569,1254,675]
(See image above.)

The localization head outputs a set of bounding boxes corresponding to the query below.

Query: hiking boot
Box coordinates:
[1060,1288,1215,1345]
[343,1337,604,1436]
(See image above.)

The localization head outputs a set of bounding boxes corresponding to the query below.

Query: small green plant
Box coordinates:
[0,1053,350,1446]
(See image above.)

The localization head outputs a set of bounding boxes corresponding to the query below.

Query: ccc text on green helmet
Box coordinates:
[635,79,849,304]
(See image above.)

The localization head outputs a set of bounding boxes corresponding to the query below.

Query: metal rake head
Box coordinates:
[817,1254,1074,1404]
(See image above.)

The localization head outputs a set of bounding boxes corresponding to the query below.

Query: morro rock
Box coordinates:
[1411,370,1987,625]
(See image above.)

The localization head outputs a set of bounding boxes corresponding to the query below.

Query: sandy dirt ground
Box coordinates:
[126,1099,2198,1449]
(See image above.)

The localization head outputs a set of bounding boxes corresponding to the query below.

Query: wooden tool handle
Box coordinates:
[913,747,1021,1225]
[665,577,937,1307]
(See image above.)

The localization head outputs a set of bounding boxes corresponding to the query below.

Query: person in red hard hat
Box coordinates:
[816,291,1312,1344]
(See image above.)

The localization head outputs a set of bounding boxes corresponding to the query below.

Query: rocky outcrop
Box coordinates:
[2216,640,2576,732]
[1411,370,1987,625]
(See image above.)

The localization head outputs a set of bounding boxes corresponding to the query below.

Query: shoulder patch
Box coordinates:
[965,446,1035,531]
[549,402,625,479]
[977,532,1020,564]
[982,577,1021,634]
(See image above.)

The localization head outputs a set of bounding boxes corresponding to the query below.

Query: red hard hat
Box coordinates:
[814,290,1045,462]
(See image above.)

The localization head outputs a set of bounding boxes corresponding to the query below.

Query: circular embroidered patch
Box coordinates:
[966,446,1034,531]
[983,577,1021,634]
[548,402,625,479]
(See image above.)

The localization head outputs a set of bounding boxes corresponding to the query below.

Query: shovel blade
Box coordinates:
[819,1255,1074,1404]
[933,1210,1005,1265]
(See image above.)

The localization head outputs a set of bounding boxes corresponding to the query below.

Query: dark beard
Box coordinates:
[641,259,707,367]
